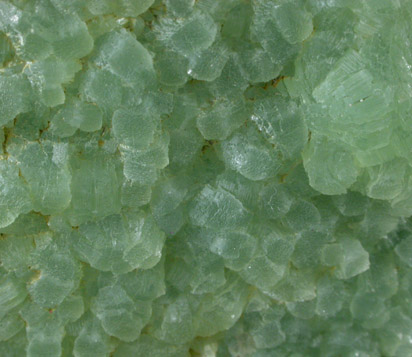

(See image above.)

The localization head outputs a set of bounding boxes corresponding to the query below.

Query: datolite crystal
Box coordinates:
[0,0,411,356]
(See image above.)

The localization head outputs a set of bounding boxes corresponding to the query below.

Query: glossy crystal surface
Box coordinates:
[0,0,412,356]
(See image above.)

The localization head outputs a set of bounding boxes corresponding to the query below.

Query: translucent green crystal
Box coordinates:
[1,0,412,355]
[0,161,32,228]
[0,74,31,126]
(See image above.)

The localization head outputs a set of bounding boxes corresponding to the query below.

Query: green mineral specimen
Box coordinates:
[1,0,412,356]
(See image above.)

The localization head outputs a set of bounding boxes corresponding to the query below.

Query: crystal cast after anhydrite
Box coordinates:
[0,0,412,356]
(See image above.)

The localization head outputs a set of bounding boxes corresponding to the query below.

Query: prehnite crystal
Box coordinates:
[0,0,412,356]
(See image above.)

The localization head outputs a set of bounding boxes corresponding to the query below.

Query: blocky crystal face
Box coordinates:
[0,0,412,356]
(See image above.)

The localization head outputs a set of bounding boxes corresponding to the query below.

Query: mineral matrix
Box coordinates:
[0,0,412,356]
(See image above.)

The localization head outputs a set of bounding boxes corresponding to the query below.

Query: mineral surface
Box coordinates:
[0,0,412,356]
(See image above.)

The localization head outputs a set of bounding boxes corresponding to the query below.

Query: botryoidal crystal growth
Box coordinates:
[0,0,411,356]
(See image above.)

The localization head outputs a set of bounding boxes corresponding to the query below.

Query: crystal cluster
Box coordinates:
[0,0,412,356]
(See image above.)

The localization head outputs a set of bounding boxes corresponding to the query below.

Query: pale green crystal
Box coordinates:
[24,57,81,107]
[112,108,157,149]
[0,0,412,356]
[9,140,72,214]
[72,210,164,273]
[86,0,155,17]
[91,284,151,342]
[0,74,31,126]
[187,40,229,82]
[51,100,102,137]
[189,185,249,229]
[196,98,245,141]
[0,161,32,228]
[28,235,81,308]
[156,10,217,56]
[219,128,281,181]
[67,154,121,225]
[73,316,114,357]
[0,312,24,342]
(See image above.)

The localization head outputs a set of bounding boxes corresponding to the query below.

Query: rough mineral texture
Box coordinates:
[0,0,412,356]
